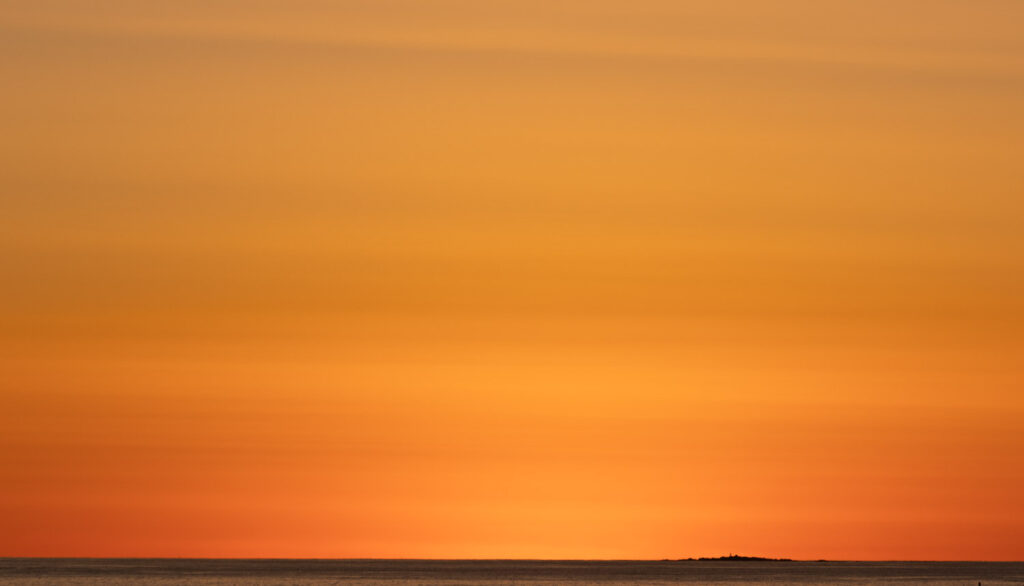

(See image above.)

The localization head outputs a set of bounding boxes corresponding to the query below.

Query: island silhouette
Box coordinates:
[677,555,795,562]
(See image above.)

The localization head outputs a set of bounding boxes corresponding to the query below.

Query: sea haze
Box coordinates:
[1,559,1023,585]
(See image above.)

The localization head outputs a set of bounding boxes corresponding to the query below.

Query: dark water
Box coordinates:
[1,559,1022,585]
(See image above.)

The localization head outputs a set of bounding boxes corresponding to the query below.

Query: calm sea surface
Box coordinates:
[1,559,1022,585]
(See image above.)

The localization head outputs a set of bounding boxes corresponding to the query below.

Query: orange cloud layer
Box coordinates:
[2,0,1023,560]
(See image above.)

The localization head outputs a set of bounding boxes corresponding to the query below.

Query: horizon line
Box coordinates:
[2,556,1022,563]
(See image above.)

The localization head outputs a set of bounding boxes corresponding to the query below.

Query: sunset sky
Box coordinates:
[2,0,1023,560]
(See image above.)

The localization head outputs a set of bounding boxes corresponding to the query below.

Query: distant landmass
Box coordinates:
[680,555,795,562]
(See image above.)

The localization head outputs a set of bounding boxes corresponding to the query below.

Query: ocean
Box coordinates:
[1,559,1022,585]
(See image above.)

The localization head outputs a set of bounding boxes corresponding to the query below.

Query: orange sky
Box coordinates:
[1,0,1023,560]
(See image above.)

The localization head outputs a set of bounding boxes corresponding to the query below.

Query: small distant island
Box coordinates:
[675,555,795,562]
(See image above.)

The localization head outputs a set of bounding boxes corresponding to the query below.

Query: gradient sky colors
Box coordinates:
[2,1,1023,560]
